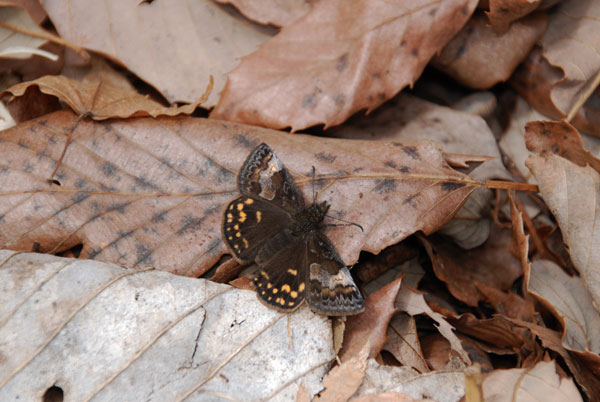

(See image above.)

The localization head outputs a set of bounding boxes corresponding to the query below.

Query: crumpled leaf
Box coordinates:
[2,57,212,120]
[512,0,600,123]
[0,110,478,276]
[216,0,311,27]
[40,0,272,106]
[431,11,547,89]
[482,361,582,402]
[527,153,600,312]
[528,259,600,353]
[212,0,478,130]
[0,250,333,401]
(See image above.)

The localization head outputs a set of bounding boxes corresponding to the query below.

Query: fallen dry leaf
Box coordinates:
[383,313,429,373]
[431,11,547,89]
[0,111,478,276]
[340,277,402,362]
[486,0,543,33]
[482,360,582,402]
[525,120,600,174]
[528,259,600,353]
[315,341,370,402]
[0,250,333,400]
[3,57,213,119]
[40,0,272,106]
[216,0,311,27]
[0,5,51,59]
[527,153,600,312]
[420,226,523,307]
[212,0,478,130]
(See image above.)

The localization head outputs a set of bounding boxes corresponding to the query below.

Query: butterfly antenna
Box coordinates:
[325,215,364,232]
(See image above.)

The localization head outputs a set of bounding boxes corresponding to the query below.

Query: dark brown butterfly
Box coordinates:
[222,144,364,315]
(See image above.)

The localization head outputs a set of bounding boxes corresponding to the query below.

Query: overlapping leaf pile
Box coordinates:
[1,0,599,401]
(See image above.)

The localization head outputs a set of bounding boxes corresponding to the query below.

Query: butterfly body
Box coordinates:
[222,144,364,316]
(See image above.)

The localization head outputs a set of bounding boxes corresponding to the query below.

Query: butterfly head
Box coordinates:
[313,201,330,223]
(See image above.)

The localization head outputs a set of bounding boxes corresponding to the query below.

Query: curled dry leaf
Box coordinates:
[486,0,543,33]
[212,0,478,130]
[0,6,49,59]
[432,11,547,89]
[527,153,600,312]
[0,111,478,276]
[512,0,600,124]
[525,120,600,174]
[40,0,272,106]
[482,361,583,402]
[0,251,333,401]
[528,260,600,353]
[420,226,523,307]
[216,0,311,27]
[2,57,212,120]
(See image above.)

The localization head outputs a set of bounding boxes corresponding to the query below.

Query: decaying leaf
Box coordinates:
[0,251,333,400]
[383,313,429,373]
[212,0,478,130]
[432,11,547,89]
[216,0,311,27]
[528,259,600,353]
[486,0,543,33]
[527,153,600,312]
[2,57,213,119]
[482,361,583,402]
[40,0,272,106]
[0,111,478,276]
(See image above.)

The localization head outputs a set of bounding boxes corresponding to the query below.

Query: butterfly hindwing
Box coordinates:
[222,196,290,263]
[237,143,305,214]
[305,232,365,315]
[253,232,307,312]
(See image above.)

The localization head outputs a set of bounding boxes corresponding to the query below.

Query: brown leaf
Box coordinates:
[527,153,600,313]
[0,111,477,276]
[512,0,600,123]
[211,0,478,130]
[474,282,535,322]
[432,11,547,89]
[3,57,212,120]
[486,0,543,33]
[420,334,492,372]
[339,277,402,362]
[482,361,583,402]
[216,0,311,27]
[450,313,528,354]
[315,341,370,402]
[383,313,429,373]
[525,120,600,174]
[528,259,600,353]
[420,227,523,307]
[350,392,419,402]
[40,0,272,106]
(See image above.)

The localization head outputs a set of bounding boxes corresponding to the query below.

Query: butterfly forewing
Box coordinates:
[237,143,305,214]
[305,232,365,315]
[223,196,290,263]
[253,232,307,312]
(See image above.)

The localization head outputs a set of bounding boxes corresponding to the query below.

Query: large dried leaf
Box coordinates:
[211,0,478,130]
[528,259,600,353]
[0,251,333,400]
[383,313,429,373]
[216,0,311,27]
[482,361,582,402]
[0,111,478,276]
[3,57,211,120]
[40,0,272,106]
[527,153,600,312]
[431,11,547,89]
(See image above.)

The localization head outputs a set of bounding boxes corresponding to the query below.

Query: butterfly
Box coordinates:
[222,143,365,315]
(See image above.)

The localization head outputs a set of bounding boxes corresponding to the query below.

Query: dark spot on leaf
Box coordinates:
[404,194,417,206]
[499,7,509,13]
[152,211,168,222]
[456,44,466,58]
[50,179,61,186]
[441,182,466,191]
[178,214,205,235]
[374,178,396,194]
[461,6,468,14]
[71,192,89,204]
[101,162,117,177]
[400,166,410,173]
[216,166,234,184]
[134,175,158,190]
[411,48,418,56]
[303,94,317,109]
[0,215,4,223]
[88,247,101,259]
[368,95,374,102]
[0,166,8,174]
[541,129,549,136]
[136,244,153,265]
[75,178,86,189]
[377,93,386,101]
[334,94,345,107]
[23,162,34,173]
[18,141,29,149]
[552,145,560,153]
[36,150,50,160]
[233,135,257,149]
[400,40,406,47]
[403,146,420,159]
[432,117,441,123]
[429,7,437,16]
[337,53,348,72]
[384,161,396,169]
[373,72,381,79]
[316,152,336,163]
[109,203,128,214]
